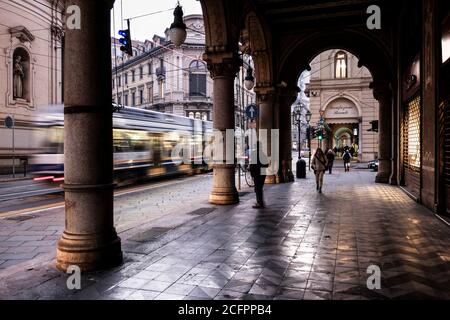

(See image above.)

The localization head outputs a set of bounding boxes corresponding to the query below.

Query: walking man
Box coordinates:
[250,142,269,208]
[326,149,335,174]
[343,149,351,172]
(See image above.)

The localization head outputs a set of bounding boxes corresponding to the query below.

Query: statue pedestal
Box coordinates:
[9,98,32,109]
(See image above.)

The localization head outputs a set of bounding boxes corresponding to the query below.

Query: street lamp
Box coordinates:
[305,110,312,170]
[293,104,306,178]
[244,66,255,91]
[169,2,187,47]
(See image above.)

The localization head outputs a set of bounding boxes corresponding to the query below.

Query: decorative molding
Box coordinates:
[9,26,35,43]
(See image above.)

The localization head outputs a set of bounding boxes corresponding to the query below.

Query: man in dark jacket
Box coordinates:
[343,150,351,172]
[326,149,335,174]
[250,142,268,208]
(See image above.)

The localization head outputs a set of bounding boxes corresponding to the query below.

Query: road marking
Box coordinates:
[0,188,61,200]
[0,175,206,219]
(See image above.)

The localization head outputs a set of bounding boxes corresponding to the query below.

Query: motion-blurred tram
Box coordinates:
[29,105,214,185]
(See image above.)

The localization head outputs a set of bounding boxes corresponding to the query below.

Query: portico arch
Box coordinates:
[278,30,393,183]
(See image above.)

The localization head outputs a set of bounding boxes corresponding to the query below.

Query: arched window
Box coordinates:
[189,60,207,96]
[335,51,347,79]
[195,112,201,119]
[188,112,195,119]
[202,112,208,121]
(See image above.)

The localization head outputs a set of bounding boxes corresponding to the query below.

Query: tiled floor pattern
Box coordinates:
[0,170,449,300]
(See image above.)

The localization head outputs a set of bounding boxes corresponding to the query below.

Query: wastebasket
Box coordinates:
[296,159,306,179]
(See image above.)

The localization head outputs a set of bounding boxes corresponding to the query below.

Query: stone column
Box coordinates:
[371,82,392,184]
[278,87,298,183]
[256,88,277,184]
[204,53,240,205]
[56,0,122,272]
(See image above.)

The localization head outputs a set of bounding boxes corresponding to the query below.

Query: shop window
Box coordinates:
[403,95,421,170]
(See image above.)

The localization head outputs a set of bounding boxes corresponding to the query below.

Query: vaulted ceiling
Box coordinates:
[250,0,403,34]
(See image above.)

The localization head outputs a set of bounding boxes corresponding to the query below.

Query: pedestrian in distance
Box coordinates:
[311,148,328,194]
[326,148,335,174]
[249,142,269,209]
[343,149,351,172]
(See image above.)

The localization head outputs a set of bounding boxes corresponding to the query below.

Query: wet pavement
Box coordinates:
[0,169,450,300]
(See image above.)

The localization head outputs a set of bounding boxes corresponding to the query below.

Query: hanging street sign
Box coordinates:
[5,116,14,129]
[245,104,259,119]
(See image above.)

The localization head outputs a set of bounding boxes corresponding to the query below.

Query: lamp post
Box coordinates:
[306,110,312,170]
[293,105,306,178]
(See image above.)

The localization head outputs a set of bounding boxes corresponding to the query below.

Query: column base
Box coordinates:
[56,230,123,272]
[209,188,239,205]
[375,172,391,184]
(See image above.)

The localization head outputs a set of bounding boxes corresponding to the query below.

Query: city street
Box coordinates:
[1,168,449,300]
[0,173,222,269]
[1,0,450,306]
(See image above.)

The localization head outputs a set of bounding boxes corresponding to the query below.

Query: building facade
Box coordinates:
[306,49,379,162]
[0,0,63,172]
[112,14,255,125]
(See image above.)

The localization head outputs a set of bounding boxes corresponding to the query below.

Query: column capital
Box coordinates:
[255,86,277,103]
[203,51,241,79]
[370,82,392,101]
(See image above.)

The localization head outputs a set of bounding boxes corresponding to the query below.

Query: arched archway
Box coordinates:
[278,31,392,180]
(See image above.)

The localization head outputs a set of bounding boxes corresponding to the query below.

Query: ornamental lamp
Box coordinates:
[169,3,187,47]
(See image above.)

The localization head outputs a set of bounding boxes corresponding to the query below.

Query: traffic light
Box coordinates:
[118,20,132,56]
[368,120,379,132]
[318,129,323,141]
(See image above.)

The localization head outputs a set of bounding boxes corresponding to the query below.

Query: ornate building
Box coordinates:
[0,0,63,171]
[306,49,379,162]
[112,14,255,124]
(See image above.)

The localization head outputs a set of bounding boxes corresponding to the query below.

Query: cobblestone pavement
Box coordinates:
[1,169,450,300]
[0,175,216,269]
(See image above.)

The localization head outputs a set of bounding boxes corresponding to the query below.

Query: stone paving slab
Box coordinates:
[0,170,450,300]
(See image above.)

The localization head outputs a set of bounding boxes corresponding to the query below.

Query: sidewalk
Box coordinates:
[1,170,449,300]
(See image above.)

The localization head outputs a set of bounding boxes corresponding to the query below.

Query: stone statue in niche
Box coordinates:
[13,55,24,99]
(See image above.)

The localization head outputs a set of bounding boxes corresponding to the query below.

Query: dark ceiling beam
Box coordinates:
[260,0,376,16]
[270,10,367,25]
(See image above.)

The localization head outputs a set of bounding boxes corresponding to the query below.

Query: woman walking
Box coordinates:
[311,148,328,193]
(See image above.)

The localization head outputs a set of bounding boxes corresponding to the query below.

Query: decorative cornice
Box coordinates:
[9,26,35,43]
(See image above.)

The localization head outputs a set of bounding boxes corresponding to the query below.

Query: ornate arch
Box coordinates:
[200,0,241,54]
[245,11,273,88]
[321,93,363,118]
[278,29,393,88]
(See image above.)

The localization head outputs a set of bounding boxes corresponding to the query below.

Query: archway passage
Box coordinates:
[296,49,379,167]
[52,0,449,272]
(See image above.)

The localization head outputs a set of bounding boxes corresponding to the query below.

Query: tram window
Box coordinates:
[113,129,150,152]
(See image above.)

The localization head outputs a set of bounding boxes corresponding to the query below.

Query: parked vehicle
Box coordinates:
[368,159,379,172]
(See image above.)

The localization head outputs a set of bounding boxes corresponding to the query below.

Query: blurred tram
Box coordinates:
[29,105,214,185]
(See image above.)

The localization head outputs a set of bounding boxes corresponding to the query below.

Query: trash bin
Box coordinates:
[296,159,306,179]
